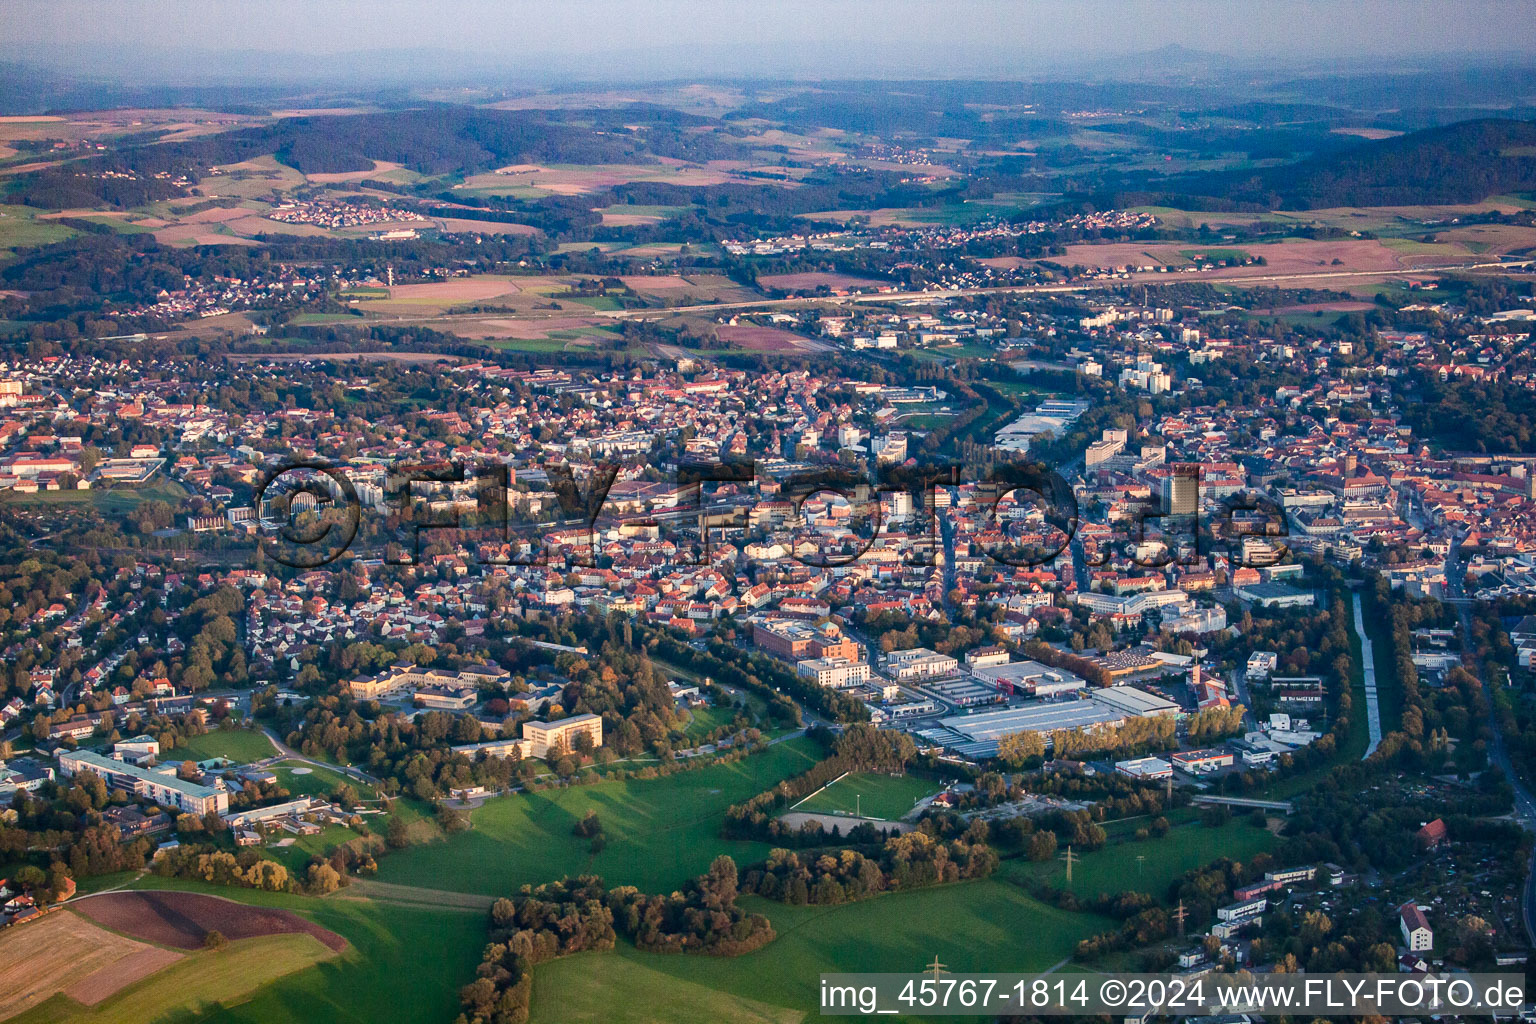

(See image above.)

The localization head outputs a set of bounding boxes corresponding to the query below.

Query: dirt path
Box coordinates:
[337,879,496,911]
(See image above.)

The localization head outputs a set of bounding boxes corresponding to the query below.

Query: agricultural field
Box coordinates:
[7,890,349,1024]
[714,324,831,353]
[374,736,825,895]
[596,204,688,225]
[793,772,942,821]
[1002,818,1276,900]
[0,911,174,1020]
[0,205,78,253]
[756,271,888,293]
[451,160,764,199]
[1054,237,1474,277]
[95,878,486,1024]
[529,881,1113,1024]
[10,934,332,1024]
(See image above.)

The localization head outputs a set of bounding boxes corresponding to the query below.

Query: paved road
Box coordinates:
[1190,795,1294,812]
[255,725,383,787]
[1352,592,1384,759]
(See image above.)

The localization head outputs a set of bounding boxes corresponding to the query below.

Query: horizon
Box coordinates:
[6,0,1536,87]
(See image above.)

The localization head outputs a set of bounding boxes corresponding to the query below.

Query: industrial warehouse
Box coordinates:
[913,682,1187,759]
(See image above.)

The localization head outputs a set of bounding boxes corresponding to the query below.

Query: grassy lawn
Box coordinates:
[1339,597,1372,763]
[270,760,376,800]
[1002,819,1275,900]
[114,877,487,1024]
[11,933,337,1024]
[1363,599,1405,735]
[793,772,940,821]
[529,882,1112,1024]
[0,479,189,513]
[681,703,738,740]
[374,737,824,895]
[165,727,277,764]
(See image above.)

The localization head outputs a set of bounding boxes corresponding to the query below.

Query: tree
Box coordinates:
[305,862,341,895]
[996,729,1045,767]
[386,816,410,849]
[203,929,228,951]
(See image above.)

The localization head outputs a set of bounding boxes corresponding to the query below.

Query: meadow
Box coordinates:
[1001,818,1276,900]
[529,882,1112,1024]
[374,737,824,895]
[0,479,190,513]
[107,877,488,1024]
[0,205,78,253]
[164,728,278,764]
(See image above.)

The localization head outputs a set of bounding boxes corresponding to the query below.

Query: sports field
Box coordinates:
[374,736,824,894]
[793,772,941,821]
[529,881,1112,1024]
[270,760,374,799]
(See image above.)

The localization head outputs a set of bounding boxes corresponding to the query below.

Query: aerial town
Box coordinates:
[3,4,1536,1023]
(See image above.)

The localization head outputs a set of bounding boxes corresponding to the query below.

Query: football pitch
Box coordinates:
[792,772,942,821]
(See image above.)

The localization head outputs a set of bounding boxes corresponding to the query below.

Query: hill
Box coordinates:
[1158,118,1536,209]
[3,106,741,209]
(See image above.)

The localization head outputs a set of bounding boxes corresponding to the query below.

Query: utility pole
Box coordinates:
[1061,845,1078,884]
[1173,899,1188,938]
[925,956,949,981]
[1136,854,1146,879]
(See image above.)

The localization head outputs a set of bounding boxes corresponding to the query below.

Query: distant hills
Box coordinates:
[1150,117,1536,209]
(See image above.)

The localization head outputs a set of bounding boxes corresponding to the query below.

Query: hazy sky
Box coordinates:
[7,0,1536,80]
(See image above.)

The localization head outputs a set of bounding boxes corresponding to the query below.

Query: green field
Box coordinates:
[11,933,337,1024]
[164,728,277,764]
[375,737,823,895]
[1380,237,1462,255]
[1003,819,1275,899]
[793,772,940,822]
[0,206,77,254]
[0,479,189,513]
[566,294,624,310]
[111,877,488,1024]
[681,703,739,740]
[597,204,688,219]
[270,760,376,800]
[530,882,1111,1024]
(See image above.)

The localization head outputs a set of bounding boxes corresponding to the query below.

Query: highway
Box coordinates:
[364,259,1536,332]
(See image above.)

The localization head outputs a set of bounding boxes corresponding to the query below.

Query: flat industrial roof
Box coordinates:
[938,699,1124,741]
[1088,685,1180,716]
